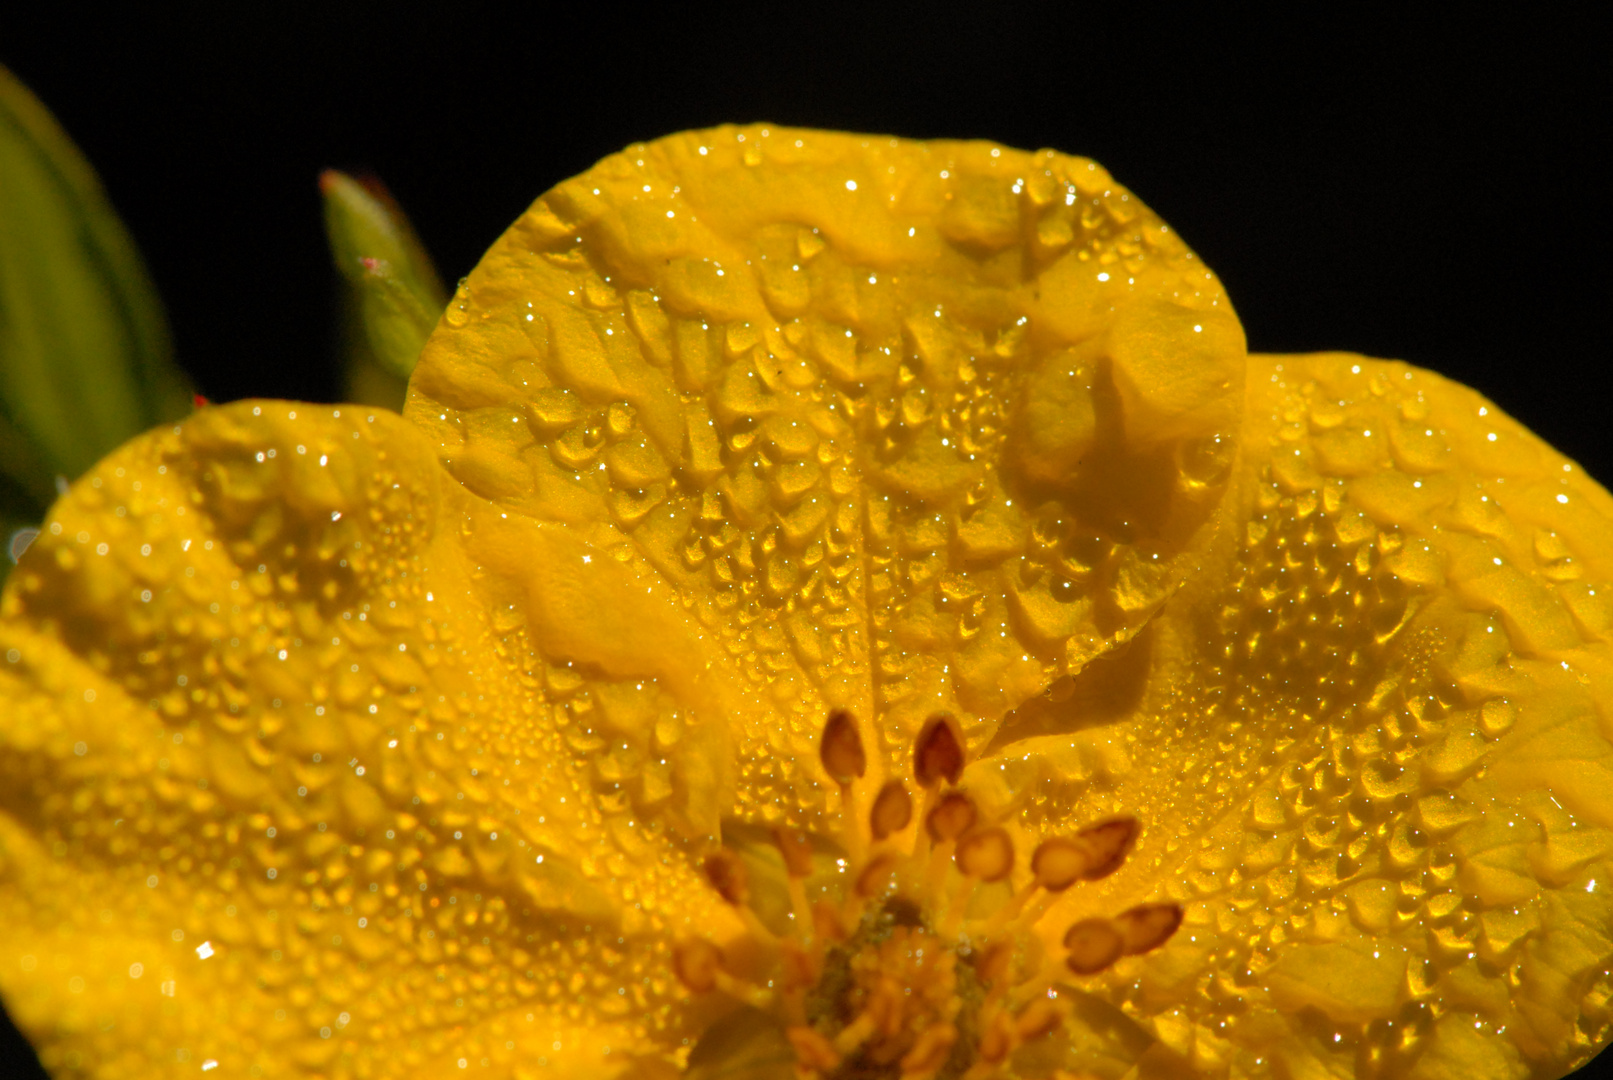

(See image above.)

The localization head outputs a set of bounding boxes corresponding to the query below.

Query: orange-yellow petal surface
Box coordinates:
[1,125,1611,1080]
[0,404,725,1076]
[408,127,1244,802]
[988,353,1613,1077]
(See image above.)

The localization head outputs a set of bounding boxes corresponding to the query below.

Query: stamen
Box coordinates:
[1115,902,1184,956]
[821,708,867,784]
[703,849,779,945]
[671,937,723,993]
[956,827,1014,883]
[974,941,1012,987]
[774,826,815,878]
[1063,917,1125,975]
[923,792,976,898]
[1070,816,1139,880]
[924,791,976,842]
[702,850,750,906]
[871,780,913,840]
[1029,836,1089,892]
[856,853,899,898]
[773,827,818,941]
[685,705,1183,1078]
[914,713,965,788]
[976,878,1039,940]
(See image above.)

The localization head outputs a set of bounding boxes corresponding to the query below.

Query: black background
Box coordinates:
[0,5,1608,1077]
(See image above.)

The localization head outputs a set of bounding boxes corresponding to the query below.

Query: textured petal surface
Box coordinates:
[997,353,1613,1078]
[407,125,1243,812]
[0,403,728,1076]
[2,125,1611,1080]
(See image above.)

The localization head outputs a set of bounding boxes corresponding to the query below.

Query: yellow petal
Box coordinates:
[0,403,733,1074]
[407,126,1244,802]
[4,124,1613,1080]
[1002,353,1613,1076]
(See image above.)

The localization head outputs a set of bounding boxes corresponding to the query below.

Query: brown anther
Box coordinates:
[899,1022,958,1075]
[914,713,965,788]
[1071,816,1139,881]
[773,826,815,878]
[702,850,749,906]
[813,898,849,943]
[671,937,723,993]
[855,853,899,898]
[1063,917,1124,975]
[821,708,866,784]
[870,780,913,840]
[956,827,1015,882]
[1114,902,1183,956]
[787,1025,843,1071]
[925,791,977,843]
[1014,998,1064,1042]
[975,941,1013,986]
[1030,836,1088,892]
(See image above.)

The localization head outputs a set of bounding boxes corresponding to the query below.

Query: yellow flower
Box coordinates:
[3,125,1613,1079]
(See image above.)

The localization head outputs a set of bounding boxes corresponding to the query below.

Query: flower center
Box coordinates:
[673,711,1183,1079]
[807,913,973,1077]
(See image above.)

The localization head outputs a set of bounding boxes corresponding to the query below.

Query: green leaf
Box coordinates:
[0,64,194,583]
[319,170,446,407]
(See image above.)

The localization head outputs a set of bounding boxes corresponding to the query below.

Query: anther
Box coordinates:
[820,708,866,784]
[870,780,913,840]
[914,713,965,788]
[924,791,976,843]
[702,850,750,906]
[1071,816,1139,880]
[1014,999,1064,1041]
[671,937,723,993]
[855,853,899,898]
[773,826,815,878]
[975,941,1012,987]
[1114,902,1183,956]
[956,827,1014,882]
[1029,837,1088,892]
[1063,917,1124,975]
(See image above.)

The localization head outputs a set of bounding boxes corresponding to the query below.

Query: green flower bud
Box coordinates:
[319,170,445,407]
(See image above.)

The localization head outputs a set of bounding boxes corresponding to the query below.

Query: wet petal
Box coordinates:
[0,402,733,1074]
[990,354,1613,1077]
[2,124,1612,1079]
[406,125,1244,801]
